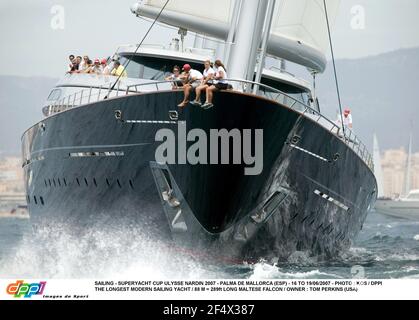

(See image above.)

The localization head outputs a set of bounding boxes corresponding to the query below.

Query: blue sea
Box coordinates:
[0,211,418,279]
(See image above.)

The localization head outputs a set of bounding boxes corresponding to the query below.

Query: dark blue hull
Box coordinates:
[22,90,377,260]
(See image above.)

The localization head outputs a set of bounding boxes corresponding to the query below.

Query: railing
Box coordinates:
[45,78,373,171]
[44,80,176,117]
[224,79,373,170]
[125,80,180,93]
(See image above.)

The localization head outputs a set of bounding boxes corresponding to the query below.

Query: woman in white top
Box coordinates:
[79,55,91,73]
[202,60,228,109]
[190,60,215,106]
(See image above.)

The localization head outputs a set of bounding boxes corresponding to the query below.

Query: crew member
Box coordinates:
[177,64,203,108]
[202,60,228,109]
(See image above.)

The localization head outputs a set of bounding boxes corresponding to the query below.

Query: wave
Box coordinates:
[248,262,340,279]
[0,222,220,279]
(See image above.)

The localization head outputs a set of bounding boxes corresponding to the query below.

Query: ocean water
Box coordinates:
[0,211,418,279]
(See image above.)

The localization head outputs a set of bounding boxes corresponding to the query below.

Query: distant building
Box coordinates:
[0,156,24,194]
[380,148,419,198]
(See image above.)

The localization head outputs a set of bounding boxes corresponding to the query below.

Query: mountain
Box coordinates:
[0,47,418,156]
[0,76,57,154]
[315,47,419,152]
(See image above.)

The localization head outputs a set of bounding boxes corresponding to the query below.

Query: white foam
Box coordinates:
[414,235,419,241]
[0,223,218,279]
[401,273,419,279]
[249,262,338,279]
[349,247,369,254]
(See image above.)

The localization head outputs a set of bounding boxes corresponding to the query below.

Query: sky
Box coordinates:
[0,0,418,78]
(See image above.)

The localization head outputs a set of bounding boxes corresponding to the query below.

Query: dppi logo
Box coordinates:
[6,280,46,298]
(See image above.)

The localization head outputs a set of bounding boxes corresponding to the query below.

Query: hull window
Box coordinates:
[69,151,124,158]
[288,143,329,162]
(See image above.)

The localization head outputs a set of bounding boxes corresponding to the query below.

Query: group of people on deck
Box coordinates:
[166,59,228,109]
[66,54,227,109]
[67,55,127,77]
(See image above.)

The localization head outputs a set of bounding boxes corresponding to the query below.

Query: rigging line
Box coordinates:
[105,0,171,99]
[323,0,345,137]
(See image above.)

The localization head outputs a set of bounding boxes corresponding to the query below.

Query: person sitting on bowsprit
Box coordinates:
[190,60,215,107]
[177,64,203,108]
[201,60,228,109]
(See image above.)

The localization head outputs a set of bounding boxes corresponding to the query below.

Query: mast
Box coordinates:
[403,134,412,197]
[373,133,385,198]
[254,0,276,91]
[228,0,269,84]
[224,0,242,65]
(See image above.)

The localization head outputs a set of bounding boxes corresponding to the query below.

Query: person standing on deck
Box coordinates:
[336,108,353,136]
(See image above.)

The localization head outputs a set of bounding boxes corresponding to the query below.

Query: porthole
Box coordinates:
[76,178,80,186]
[34,196,38,205]
[40,197,45,205]
[291,135,301,144]
[129,180,134,190]
[117,179,122,188]
[93,178,97,187]
[58,178,61,187]
[84,178,88,186]
[114,110,122,120]
[63,178,67,186]
[106,178,110,187]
